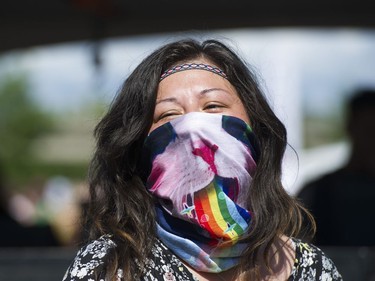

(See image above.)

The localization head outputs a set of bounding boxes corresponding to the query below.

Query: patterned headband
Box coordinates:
[160,63,227,81]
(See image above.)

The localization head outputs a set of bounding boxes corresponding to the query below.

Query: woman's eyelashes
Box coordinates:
[156,104,227,121]
[203,103,226,112]
[156,110,181,121]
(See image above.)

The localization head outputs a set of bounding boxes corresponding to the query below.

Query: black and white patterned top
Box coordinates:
[62,235,342,281]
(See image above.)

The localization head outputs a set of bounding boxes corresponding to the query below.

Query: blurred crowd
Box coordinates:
[0,171,87,248]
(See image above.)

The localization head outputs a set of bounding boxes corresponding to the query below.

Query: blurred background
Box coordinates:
[1,0,375,280]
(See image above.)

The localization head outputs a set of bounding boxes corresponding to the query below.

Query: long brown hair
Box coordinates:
[85,38,315,280]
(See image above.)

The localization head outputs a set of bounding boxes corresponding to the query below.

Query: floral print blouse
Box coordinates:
[62,235,342,281]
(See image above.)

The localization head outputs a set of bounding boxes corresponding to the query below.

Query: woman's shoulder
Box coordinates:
[290,238,343,280]
[62,235,118,281]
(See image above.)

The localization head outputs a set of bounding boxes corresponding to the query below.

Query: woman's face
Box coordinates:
[150,60,250,133]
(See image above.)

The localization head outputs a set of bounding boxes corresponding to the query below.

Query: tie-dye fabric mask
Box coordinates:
[141,112,259,273]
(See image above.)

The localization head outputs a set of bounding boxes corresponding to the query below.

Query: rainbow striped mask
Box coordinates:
[141,112,259,272]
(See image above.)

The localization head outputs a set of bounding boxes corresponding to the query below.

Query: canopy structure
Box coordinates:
[1,0,375,52]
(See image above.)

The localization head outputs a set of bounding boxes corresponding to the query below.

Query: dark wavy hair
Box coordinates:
[86,38,315,280]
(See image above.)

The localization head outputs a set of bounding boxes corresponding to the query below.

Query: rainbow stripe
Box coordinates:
[194,176,250,244]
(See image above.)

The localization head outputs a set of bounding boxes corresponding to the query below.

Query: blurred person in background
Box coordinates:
[298,88,375,246]
[0,161,60,247]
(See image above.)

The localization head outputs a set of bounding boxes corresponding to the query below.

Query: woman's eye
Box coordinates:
[158,111,179,120]
[204,103,224,111]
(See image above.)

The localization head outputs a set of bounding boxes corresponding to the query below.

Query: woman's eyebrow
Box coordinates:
[155,97,179,105]
[200,88,231,97]
[156,88,231,105]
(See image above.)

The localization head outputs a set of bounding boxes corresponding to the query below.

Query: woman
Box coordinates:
[63,39,342,281]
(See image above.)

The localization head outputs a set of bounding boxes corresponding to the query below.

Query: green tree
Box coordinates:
[0,74,54,185]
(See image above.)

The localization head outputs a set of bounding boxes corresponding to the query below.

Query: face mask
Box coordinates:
[141,112,259,272]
